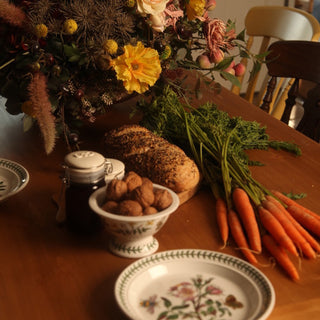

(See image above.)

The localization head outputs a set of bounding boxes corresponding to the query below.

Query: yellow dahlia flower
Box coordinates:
[34,24,48,38]
[110,42,161,94]
[186,0,206,20]
[63,19,78,35]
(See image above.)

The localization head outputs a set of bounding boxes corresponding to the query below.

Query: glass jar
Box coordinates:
[104,158,125,183]
[63,150,111,234]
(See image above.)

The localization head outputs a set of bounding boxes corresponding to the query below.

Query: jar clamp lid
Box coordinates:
[64,151,112,184]
[105,158,125,182]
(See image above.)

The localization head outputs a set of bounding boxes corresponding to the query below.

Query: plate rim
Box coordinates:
[0,158,29,201]
[114,249,276,320]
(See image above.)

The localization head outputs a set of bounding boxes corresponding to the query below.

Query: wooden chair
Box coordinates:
[294,0,314,13]
[231,6,320,116]
[260,40,320,142]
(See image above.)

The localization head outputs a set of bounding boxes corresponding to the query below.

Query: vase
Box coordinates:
[77,95,143,151]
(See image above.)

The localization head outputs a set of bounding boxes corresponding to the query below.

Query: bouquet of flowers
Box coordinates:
[0,0,257,153]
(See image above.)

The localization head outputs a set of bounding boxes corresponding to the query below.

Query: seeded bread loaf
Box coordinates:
[104,125,200,193]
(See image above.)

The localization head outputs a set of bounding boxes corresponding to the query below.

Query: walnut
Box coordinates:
[118,200,143,216]
[141,177,153,190]
[131,184,155,208]
[123,171,143,192]
[101,200,119,214]
[153,189,173,210]
[143,206,158,215]
[105,179,127,201]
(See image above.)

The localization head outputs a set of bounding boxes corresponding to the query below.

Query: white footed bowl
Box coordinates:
[89,184,180,258]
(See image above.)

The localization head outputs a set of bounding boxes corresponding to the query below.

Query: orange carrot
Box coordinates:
[215,197,229,248]
[258,206,298,257]
[266,195,288,212]
[267,195,320,253]
[228,209,258,265]
[232,188,261,253]
[262,199,316,259]
[272,190,320,221]
[287,205,320,238]
[262,234,300,281]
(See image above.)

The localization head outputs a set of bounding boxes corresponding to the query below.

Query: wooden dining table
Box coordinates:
[0,75,319,320]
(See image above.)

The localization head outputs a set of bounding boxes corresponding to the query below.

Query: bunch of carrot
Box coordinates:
[215,187,320,281]
[178,102,320,281]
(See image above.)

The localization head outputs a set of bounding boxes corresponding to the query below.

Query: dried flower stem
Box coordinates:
[28,72,56,154]
[0,0,26,27]
[0,58,15,70]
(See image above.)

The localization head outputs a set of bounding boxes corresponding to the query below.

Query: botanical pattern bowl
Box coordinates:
[0,158,29,202]
[89,184,179,258]
[115,249,275,320]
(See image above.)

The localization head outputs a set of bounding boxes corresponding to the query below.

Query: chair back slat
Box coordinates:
[245,7,316,40]
[266,41,320,83]
[261,40,320,142]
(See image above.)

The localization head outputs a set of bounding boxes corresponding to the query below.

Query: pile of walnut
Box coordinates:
[101,171,173,216]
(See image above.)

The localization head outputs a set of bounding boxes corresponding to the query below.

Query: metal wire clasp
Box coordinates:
[61,164,70,187]
[105,159,113,175]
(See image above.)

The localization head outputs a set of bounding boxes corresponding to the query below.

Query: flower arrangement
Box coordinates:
[0,0,257,153]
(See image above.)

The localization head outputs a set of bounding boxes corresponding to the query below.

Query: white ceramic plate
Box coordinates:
[115,249,275,320]
[0,158,29,202]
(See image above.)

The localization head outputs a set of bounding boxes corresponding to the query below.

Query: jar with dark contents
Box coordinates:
[63,151,112,234]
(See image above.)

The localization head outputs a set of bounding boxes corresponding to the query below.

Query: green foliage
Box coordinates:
[236,29,246,42]
[63,44,87,65]
[284,192,307,200]
[220,71,241,87]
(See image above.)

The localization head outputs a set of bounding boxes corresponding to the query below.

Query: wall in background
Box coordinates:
[212,0,294,27]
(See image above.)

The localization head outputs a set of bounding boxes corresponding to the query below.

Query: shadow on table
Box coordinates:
[88,273,129,320]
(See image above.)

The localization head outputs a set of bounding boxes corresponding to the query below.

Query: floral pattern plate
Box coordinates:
[0,159,29,202]
[115,249,275,320]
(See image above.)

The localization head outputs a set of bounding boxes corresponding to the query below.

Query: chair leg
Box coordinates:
[260,76,277,113]
[281,79,299,124]
[244,37,271,103]
[271,78,294,120]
